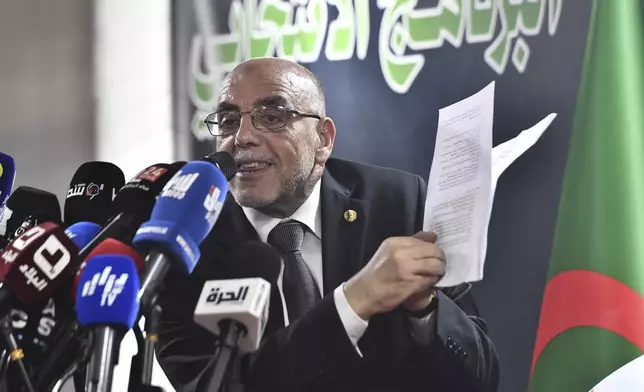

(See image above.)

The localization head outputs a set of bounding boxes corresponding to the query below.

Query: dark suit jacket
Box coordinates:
[156,157,499,392]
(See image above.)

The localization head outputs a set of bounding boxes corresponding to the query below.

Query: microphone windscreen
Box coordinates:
[0,152,16,209]
[132,161,228,275]
[201,151,236,181]
[75,254,140,329]
[221,241,282,284]
[111,163,183,223]
[73,238,144,297]
[64,221,102,249]
[4,186,61,240]
[2,222,79,307]
[64,162,125,226]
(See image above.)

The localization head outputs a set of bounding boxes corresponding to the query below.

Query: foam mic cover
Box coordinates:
[75,163,184,261]
[64,222,102,249]
[201,151,237,181]
[0,152,15,251]
[76,255,140,392]
[3,186,61,240]
[75,254,140,329]
[64,162,125,226]
[0,222,79,312]
[0,152,16,216]
[133,161,229,275]
[73,238,144,297]
[112,162,184,224]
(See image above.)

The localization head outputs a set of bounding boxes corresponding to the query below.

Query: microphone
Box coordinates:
[32,238,144,392]
[4,221,102,358]
[76,254,140,392]
[132,160,232,315]
[64,222,102,250]
[77,162,184,261]
[195,279,271,392]
[194,242,282,391]
[0,152,15,252]
[0,222,79,390]
[0,222,79,314]
[74,238,145,296]
[201,152,237,181]
[0,152,16,228]
[64,162,125,226]
[1,186,61,245]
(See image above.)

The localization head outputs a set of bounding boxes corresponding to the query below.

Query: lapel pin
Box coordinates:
[344,209,358,223]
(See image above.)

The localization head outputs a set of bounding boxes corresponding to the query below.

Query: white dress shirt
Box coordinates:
[242,180,436,353]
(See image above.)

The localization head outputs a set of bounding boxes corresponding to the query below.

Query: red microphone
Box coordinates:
[0,222,79,313]
[0,222,79,392]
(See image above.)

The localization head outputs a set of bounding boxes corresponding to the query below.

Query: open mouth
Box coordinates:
[236,161,273,174]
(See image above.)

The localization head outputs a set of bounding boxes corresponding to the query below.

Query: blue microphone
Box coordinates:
[133,161,229,314]
[76,254,140,392]
[64,221,102,249]
[0,152,16,212]
[0,152,16,246]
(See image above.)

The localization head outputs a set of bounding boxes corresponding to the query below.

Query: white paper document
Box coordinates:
[479,113,557,273]
[423,81,556,287]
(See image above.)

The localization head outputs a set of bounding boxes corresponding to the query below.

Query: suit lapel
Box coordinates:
[321,170,370,295]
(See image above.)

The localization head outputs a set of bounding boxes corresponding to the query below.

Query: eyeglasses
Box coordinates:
[204,105,321,136]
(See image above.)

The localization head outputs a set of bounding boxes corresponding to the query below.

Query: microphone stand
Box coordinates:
[0,349,10,390]
[32,317,83,390]
[84,326,120,392]
[142,296,161,387]
[0,317,35,392]
[206,320,246,392]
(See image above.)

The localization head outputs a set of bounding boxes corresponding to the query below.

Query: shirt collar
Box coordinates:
[241,180,322,243]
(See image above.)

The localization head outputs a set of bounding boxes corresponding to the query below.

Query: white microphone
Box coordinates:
[194,278,271,352]
[194,277,271,391]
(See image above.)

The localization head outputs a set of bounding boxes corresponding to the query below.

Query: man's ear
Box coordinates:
[315,117,336,164]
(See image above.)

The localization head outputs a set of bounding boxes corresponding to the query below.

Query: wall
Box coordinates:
[0,0,95,203]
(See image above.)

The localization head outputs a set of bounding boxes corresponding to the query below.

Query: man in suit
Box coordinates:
[156,57,499,391]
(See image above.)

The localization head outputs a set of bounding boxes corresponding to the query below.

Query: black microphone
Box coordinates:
[201,152,237,181]
[64,161,125,227]
[77,162,185,261]
[0,186,61,249]
[195,242,282,392]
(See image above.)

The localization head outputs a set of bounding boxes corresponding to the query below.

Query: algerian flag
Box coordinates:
[529,0,644,391]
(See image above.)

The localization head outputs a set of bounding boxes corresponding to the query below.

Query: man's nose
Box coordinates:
[234,113,260,147]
